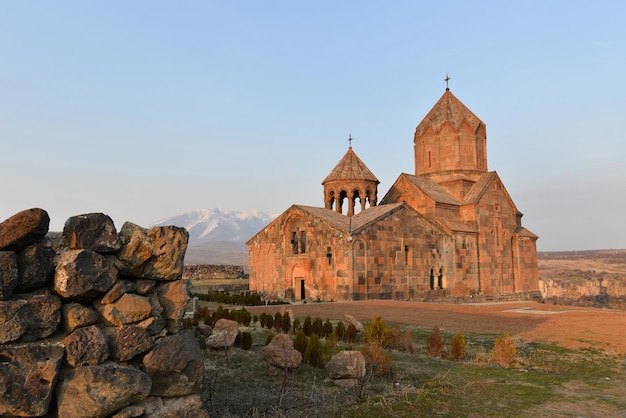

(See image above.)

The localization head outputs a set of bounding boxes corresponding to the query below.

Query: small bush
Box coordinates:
[303,316,313,337]
[281,312,291,334]
[252,314,258,325]
[273,312,283,332]
[346,323,358,344]
[293,330,308,355]
[365,316,389,347]
[312,317,323,336]
[493,333,517,368]
[426,325,445,358]
[292,317,301,334]
[240,331,253,350]
[361,342,393,377]
[322,319,334,338]
[448,332,466,360]
[334,321,346,341]
[305,334,324,368]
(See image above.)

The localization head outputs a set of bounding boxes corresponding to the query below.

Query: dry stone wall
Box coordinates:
[182,264,246,280]
[0,208,208,417]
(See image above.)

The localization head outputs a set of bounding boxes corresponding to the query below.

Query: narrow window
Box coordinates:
[428,151,432,168]
[404,245,409,265]
[326,246,332,265]
[300,231,306,253]
[429,268,435,290]
[291,232,298,254]
[438,268,443,289]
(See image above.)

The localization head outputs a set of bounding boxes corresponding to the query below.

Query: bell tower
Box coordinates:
[414,88,488,190]
[322,138,379,216]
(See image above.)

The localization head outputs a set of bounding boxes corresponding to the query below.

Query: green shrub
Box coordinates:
[426,325,445,358]
[240,331,253,350]
[303,316,313,337]
[334,321,346,341]
[292,317,301,334]
[312,317,323,336]
[281,312,291,334]
[346,323,358,344]
[448,332,466,361]
[305,334,324,367]
[322,319,334,338]
[273,312,283,332]
[265,333,275,346]
[365,316,389,347]
[293,330,308,355]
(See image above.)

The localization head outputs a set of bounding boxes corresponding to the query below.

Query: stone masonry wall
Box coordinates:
[0,209,208,417]
[183,264,246,281]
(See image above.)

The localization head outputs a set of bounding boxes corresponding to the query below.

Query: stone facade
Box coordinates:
[247,89,539,301]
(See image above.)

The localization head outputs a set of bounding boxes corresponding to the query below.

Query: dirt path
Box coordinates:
[249,300,626,354]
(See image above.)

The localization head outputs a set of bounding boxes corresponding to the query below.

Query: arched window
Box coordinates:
[438,267,443,289]
[429,268,435,290]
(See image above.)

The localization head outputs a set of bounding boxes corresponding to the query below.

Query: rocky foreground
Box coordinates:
[0,208,207,417]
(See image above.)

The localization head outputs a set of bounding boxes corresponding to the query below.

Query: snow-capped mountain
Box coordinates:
[150,209,275,266]
[151,208,274,244]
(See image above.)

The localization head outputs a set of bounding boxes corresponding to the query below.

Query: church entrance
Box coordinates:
[300,280,306,300]
[292,265,306,301]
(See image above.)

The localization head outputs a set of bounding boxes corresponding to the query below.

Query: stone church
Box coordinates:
[247,88,539,302]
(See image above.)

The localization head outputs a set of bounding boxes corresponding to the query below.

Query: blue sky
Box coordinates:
[1,1,625,251]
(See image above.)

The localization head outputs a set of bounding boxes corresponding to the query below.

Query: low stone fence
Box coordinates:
[0,209,207,417]
[183,264,247,280]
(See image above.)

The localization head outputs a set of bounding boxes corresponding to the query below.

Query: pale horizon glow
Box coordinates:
[1,2,625,251]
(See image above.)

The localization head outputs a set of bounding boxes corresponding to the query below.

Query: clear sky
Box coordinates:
[1,1,625,251]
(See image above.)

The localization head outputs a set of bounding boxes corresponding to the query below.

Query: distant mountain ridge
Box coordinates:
[151,208,275,266]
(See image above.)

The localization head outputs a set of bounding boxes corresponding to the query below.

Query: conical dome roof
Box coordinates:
[322,147,379,185]
[415,89,484,136]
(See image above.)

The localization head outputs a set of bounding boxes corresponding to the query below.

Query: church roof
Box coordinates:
[415,89,484,136]
[295,203,405,234]
[460,172,497,205]
[322,147,379,185]
[401,173,460,205]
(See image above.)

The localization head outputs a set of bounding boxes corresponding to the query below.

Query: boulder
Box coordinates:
[114,395,208,418]
[325,350,366,380]
[0,343,65,417]
[98,293,153,326]
[101,279,136,304]
[0,299,27,343]
[205,318,239,349]
[20,293,62,341]
[64,325,110,367]
[143,330,204,397]
[56,363,152,418]
[0,251,17,300]
[62,302,99,332]
[105,325,153,362]
[137,316,167,337]
[157,279,190,333]
[0,208,49,252]
[135,278,156,295]
[116,222,188,281]
[196,321,212,338]
[54,249,118,302]
[63,213,121,253]
[15,241,56,292]
[261,333,302,370]
[344,313,363,332]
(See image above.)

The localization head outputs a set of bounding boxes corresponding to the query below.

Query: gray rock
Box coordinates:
[62,302,99,332]
[54,249,118,302]
[117,222,188,281]
[56,363,152,418]
[105,325,153,362]
[205,318,239,349]
[157,279,190,333]
[0,299,27,343]
[97,293,153,326]
[64,324,110,367]
[143,330,204,397]
[0,208,49,252]
[261,333,302,370]
[20,293,62,341]
[325,350,366,380]
[114,395,209,418]
[0,343,64,417]
[0,251,17,300]
[16,241,56,292]
[63,213,121,253]
[101,279,136,304]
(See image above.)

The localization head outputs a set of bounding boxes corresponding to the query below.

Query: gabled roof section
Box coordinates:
[400,173,460,205]
[415,89,484,136]
[349,203,404,233]
[322,147,379,184]
[460,172,497,205]
[515,226,538,239]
